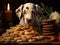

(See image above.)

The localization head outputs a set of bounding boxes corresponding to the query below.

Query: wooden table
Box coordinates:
[0,42,60,45]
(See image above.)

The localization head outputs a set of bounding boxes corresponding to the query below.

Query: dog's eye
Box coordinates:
[26,7,29,9]
[32,11,34,14]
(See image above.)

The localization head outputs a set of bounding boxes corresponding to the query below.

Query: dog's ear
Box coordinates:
[15,5,24,19]
[35,4,44,16]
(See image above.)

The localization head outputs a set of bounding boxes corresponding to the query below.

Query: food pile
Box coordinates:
[0,23,46,42]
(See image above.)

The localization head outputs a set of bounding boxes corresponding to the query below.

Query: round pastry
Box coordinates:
[28,38,36,42]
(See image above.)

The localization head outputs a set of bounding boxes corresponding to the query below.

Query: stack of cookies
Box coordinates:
[41,20,56,36]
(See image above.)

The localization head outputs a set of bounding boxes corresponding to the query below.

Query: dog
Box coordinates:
[15,3,43,24]
[15,3,44,34]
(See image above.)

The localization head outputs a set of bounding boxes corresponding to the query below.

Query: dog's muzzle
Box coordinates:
[27,19,32,23]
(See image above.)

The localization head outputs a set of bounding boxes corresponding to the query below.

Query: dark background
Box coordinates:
[0,0,60,12]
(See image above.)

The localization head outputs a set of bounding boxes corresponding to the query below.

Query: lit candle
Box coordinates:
[5,3,12,21]
[7,3,10,11]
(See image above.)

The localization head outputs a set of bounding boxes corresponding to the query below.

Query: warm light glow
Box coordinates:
[7,3,10,10]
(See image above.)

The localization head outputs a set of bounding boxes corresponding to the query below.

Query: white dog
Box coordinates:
[15,3,43,25]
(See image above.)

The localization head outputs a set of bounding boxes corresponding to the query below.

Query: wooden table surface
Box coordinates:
[0,42,60,45]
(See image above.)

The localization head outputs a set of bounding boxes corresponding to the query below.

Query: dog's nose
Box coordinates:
[27,19,32,23]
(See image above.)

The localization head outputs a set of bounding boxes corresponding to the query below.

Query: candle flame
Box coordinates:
[7,3,10,10]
